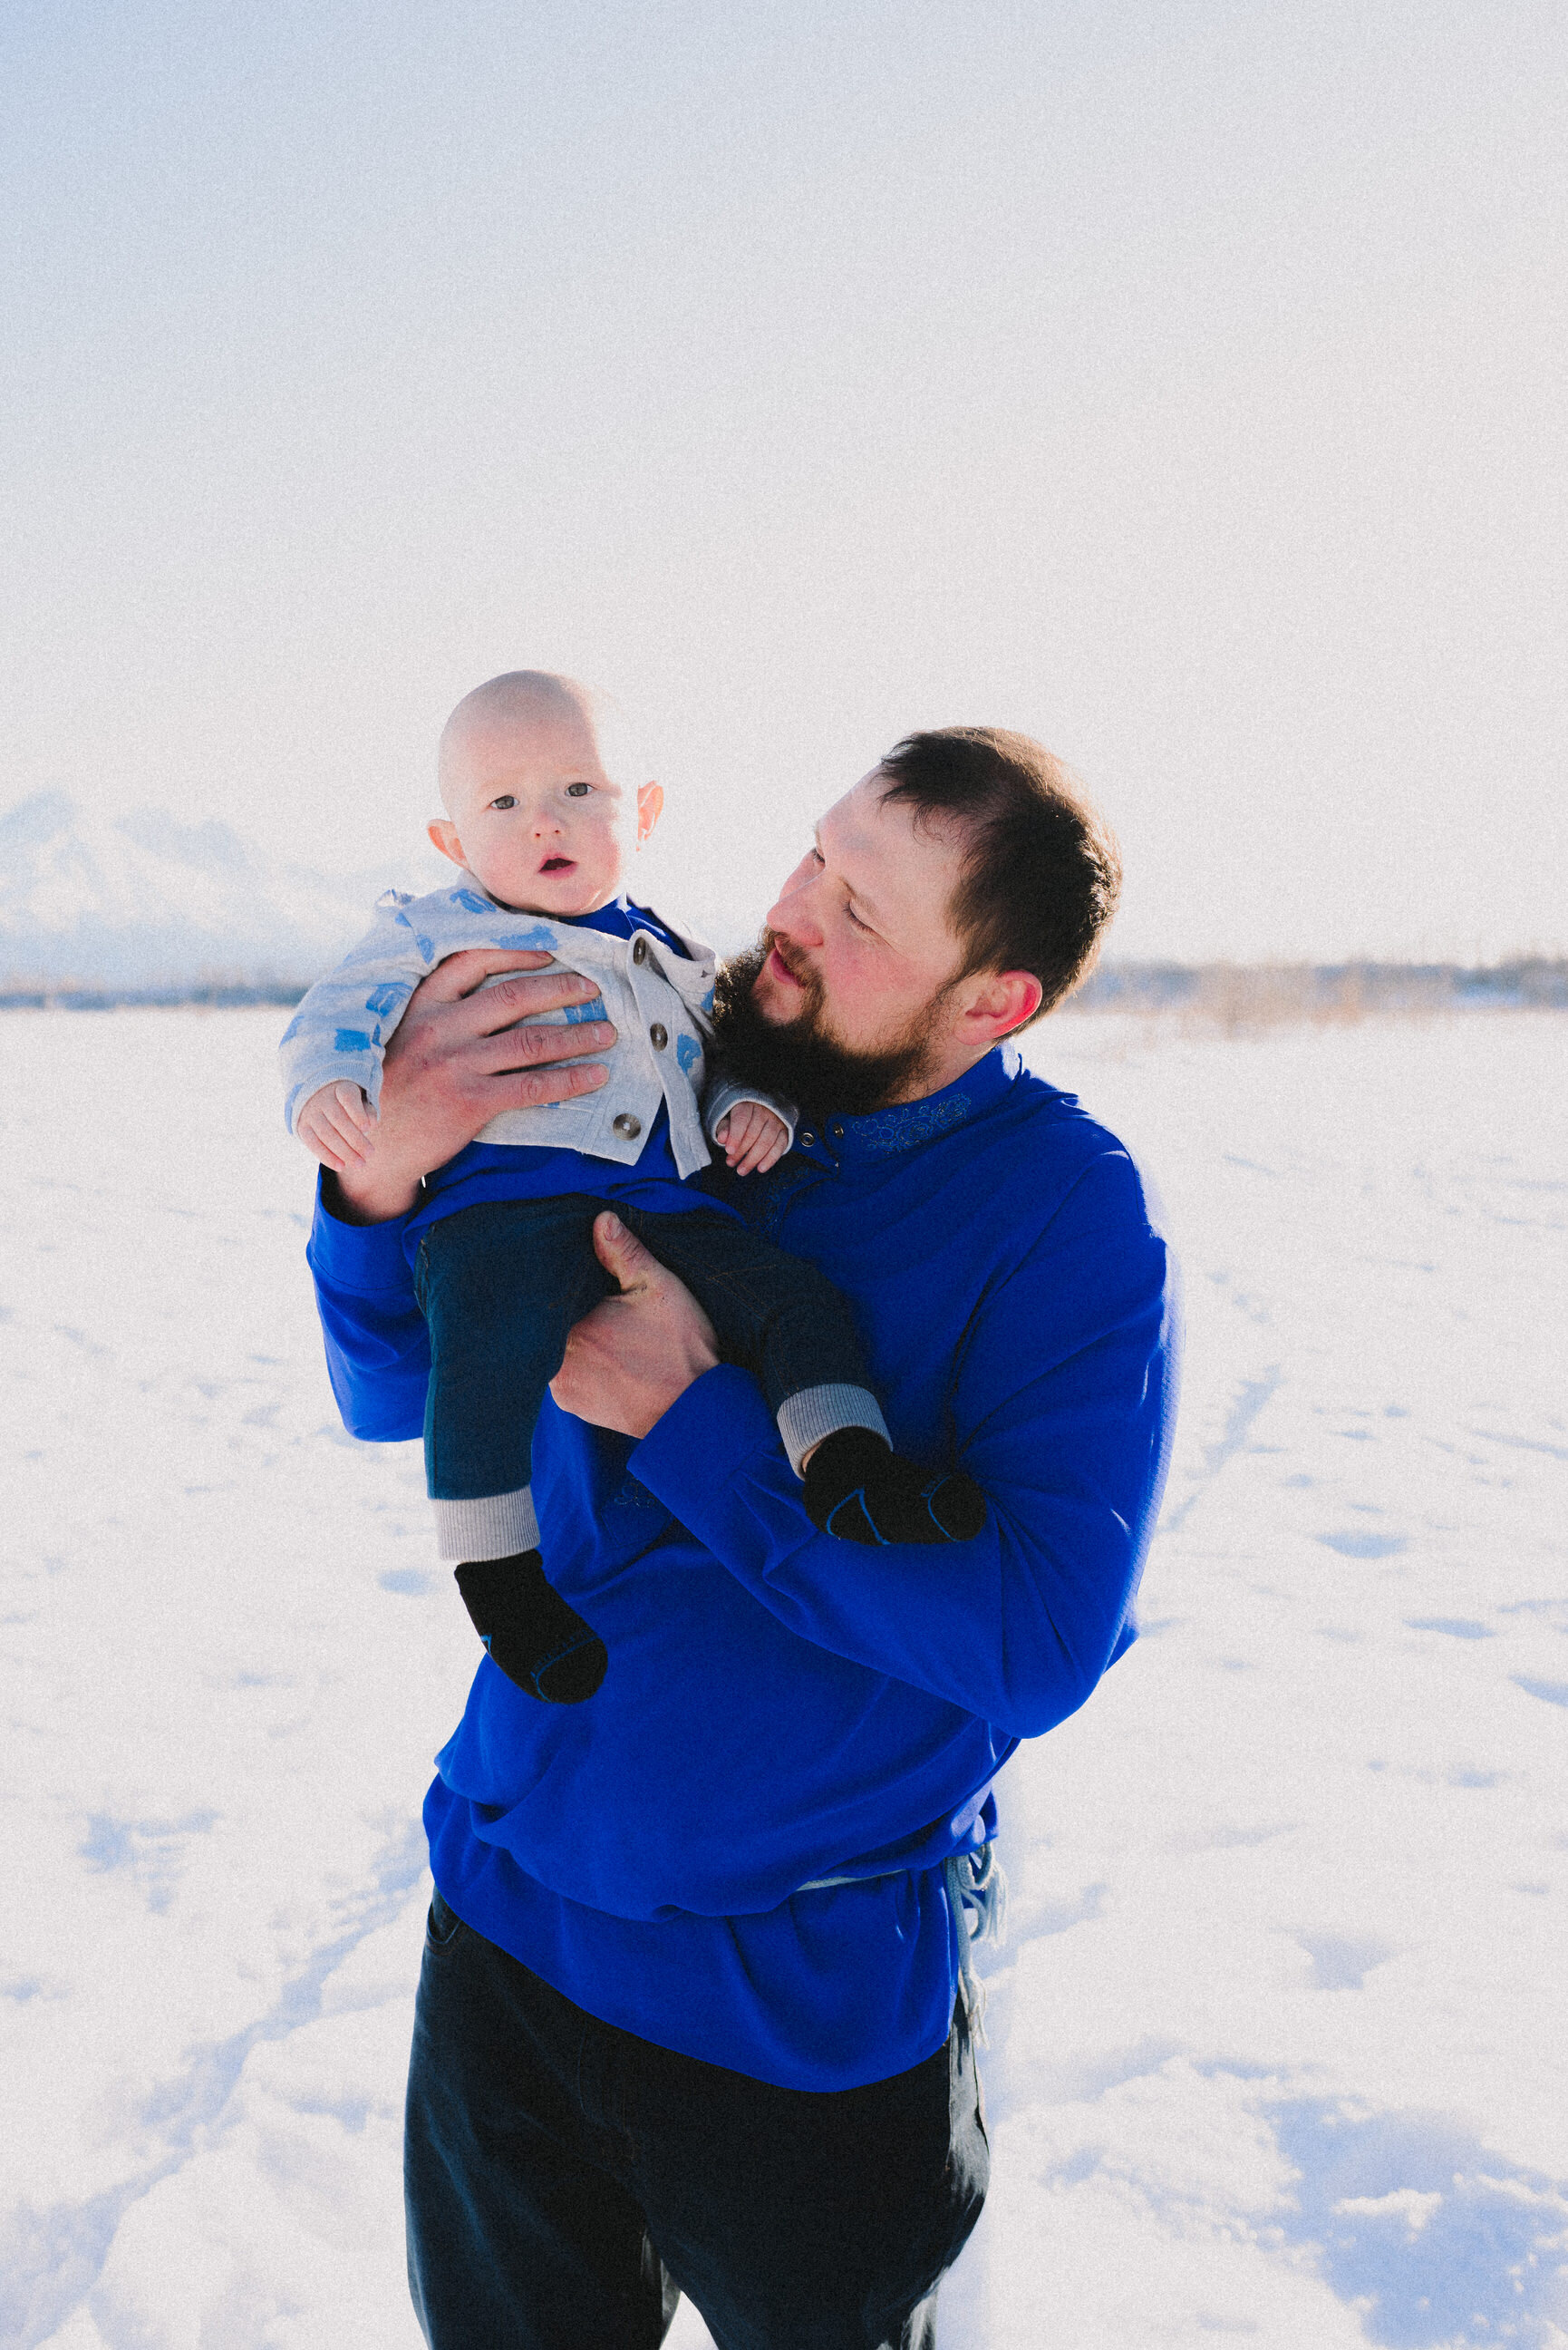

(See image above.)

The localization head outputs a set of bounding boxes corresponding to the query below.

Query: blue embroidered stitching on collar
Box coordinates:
[841,1092,975,1156]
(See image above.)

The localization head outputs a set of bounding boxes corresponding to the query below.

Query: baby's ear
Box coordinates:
[636,782,664,847]
[427,818,466,867]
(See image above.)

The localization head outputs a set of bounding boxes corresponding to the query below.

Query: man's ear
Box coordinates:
[427,818,466,867]
[636,782,664,848]
[956,968,1043,1045]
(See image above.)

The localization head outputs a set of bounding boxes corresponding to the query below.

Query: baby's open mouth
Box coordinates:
[539,857,576,873]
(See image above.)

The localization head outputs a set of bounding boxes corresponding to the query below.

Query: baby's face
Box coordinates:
[435,704,638,918]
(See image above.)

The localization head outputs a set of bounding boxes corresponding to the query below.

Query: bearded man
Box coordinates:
[306,724,1177,2350]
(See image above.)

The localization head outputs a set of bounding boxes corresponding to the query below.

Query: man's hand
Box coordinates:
[550,1214,720,1439]
[712,1101,790,1176]
[327,949,618,1224]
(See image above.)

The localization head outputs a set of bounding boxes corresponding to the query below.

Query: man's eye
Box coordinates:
[566,782,592,798]
[847,905,872,933]
[490,795,516,810]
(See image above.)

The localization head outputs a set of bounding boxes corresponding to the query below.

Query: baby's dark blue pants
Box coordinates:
[412,1191,875,1521]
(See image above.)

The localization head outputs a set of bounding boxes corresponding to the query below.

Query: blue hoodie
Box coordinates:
[305,1040,1177,2090]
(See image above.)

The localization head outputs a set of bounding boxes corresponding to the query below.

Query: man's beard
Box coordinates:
[709,937,950,1121]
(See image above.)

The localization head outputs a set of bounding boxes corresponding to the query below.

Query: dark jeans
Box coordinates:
[405,1893,990,2350]
[413,1193,873,1502]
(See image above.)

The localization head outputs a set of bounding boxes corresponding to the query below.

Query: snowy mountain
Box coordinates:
[0,791,421,990]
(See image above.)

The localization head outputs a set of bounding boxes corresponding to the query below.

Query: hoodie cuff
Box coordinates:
[306,1170,417,1294]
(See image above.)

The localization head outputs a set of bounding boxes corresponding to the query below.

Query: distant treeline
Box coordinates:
[0,979,307,1010]
[1065,957,1568,1030]
[2,959,1564,1027]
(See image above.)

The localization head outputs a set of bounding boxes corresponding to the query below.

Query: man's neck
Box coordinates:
[877,1037,999,1108]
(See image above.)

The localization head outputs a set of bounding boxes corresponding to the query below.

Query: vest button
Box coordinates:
[649,1023,668,1050]
[800,1131,816,1146]
[631,936,649,964]
[613,1112,642,1140]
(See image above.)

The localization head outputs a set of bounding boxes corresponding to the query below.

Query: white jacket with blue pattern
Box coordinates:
[279,880,789,1177]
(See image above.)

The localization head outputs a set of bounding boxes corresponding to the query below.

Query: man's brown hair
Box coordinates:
[877,726,1121,1026]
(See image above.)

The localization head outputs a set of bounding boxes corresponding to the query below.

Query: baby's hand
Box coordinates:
[295,1080,378,1174]
[713,1101,790,1176]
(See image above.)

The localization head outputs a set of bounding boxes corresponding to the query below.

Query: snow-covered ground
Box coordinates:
[4,1007,1564,2349]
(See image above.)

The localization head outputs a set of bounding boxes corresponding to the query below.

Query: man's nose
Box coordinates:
[765,900,824,949]
[765,866,824,946]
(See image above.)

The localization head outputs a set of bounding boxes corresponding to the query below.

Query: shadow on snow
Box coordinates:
[1271,2097,1568,2347]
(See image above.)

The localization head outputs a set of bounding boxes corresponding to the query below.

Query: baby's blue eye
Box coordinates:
[566,782,592,798]
[490,795,516,810]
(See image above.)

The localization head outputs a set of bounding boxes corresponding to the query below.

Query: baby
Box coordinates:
[282,672,984,1703]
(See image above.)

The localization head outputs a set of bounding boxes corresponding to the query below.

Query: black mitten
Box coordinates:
[801,1427,986,1547]
[453,1553,608,1704]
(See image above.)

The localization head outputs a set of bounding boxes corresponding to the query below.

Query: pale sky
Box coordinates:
[3,0,1563,963]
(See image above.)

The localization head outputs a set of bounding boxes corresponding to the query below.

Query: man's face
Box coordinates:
[754,772,969,1056]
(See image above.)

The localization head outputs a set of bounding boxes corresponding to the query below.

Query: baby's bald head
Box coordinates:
[438,672,635,816]
[429,669,663,918]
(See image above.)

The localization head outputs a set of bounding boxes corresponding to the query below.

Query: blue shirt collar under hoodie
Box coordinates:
[787,1044,1020,1170]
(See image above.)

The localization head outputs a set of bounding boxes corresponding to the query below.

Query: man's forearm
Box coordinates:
[306,1175,430,1441]
[628,1160,1176,1740]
